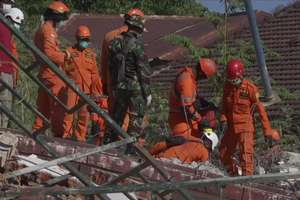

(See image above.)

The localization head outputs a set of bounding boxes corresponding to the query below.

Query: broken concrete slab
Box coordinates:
[0,130,18,167]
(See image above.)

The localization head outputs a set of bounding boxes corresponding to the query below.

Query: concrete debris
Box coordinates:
[262,151,300,174]
[0,131,18,167]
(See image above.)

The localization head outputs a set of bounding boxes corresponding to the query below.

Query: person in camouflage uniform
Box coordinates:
[104,8,152,151]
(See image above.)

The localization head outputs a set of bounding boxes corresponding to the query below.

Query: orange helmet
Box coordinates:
[199,58,217,78]
[127,8,145,17]
[76,25,91,38]
[48,1,70,14]
[124,8,146,31]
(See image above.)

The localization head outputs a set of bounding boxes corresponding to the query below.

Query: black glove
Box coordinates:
[220,121,228,137]
[196,98,218,112]
[166,136,186,147]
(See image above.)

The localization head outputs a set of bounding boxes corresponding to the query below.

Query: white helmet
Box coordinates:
[5,7,24,29]
[202,128,219,150]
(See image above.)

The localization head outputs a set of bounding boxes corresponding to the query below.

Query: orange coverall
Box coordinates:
[32,21,66,136]
[169,67,202,138]
[219,79,272,176]
[62,46,104,142]
[100,25,129,130]
[150,135,209,164]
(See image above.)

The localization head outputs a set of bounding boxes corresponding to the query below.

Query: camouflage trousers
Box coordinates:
[104,89,147,143]
[0,73,13,128]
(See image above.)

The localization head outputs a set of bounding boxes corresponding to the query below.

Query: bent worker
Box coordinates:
[62,25,106,142]
[169,58,218,138]
[32,1,70,136]
[219,59,281,176]
[0,7,24,128]
[150,126,219,164]
[104,8,152,153]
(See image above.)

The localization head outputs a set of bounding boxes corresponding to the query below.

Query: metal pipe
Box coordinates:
[3,137,135,179]
[2,171,300,197]
[244,0,273,99]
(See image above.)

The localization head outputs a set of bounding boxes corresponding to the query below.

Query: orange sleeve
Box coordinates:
[250,84,272,132]
[43,28,65,66]
[176,72,197,107]
[149,141,168,155]
[220,85,228,122]
[176,72,201,122]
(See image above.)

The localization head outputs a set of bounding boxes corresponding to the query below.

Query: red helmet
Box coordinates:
[76,25,91,38]
[226,59,245,80]
[199,58,217,78]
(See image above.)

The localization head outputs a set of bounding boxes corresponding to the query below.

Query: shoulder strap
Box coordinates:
[121,34,137,56]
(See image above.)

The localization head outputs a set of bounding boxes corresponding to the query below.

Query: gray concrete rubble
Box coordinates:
[0,130,18,167]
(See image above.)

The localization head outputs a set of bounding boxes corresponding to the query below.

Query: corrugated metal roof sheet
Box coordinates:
[59,12,269,58]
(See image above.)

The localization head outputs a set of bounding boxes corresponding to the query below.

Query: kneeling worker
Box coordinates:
[150,124,219,164]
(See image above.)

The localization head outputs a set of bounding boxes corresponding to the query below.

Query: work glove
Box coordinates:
[166,136,186,147]
[196,98,218,112]
[146,94,152,107]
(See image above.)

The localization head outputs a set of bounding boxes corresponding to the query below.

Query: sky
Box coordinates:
[198,0,297,13]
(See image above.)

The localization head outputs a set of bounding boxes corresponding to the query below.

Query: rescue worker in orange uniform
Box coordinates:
[32,1,70,136]
[169,58,218,138]
[219,59,281,176]
[62,25,106,142]
[150,125,219,164]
